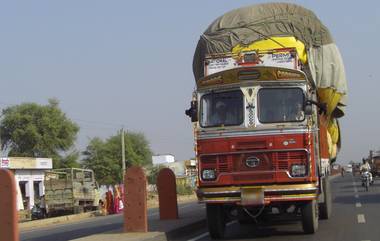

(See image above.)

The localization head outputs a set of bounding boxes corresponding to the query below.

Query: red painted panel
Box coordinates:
[197,132,318,187]
[157,168,178,220]
[0,169,19,241]
[124,166,147,233]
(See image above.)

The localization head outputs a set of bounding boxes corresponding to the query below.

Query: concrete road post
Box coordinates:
[0,168,19,241]
[124,166,147,232]
[157,168,178,220]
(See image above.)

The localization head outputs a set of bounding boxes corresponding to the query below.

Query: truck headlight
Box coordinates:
[202,169,216,180]
[291,164,306,177]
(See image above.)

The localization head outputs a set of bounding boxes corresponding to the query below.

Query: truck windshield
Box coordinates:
[200,90,243,127]
[258,88,305,123]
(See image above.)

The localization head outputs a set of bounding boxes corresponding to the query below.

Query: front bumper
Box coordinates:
[196,183,318,205]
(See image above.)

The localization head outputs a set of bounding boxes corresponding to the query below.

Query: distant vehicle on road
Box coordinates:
[344,164,353,173]
[362,171,372,191]
[352,163,361,176]
[44,168,99,216]
[370,152,380,176]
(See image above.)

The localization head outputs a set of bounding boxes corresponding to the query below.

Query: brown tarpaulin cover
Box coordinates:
[193,2,347,116]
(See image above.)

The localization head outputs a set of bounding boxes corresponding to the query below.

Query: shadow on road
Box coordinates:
[21,223,122,241]
[223,218,313,240]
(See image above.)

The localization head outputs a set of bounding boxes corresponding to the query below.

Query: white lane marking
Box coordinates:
[356,202,362,208]
[352,180,358,193]
[357,214,366,223]
[186,220,237,241]
[187,232,209,241]
[226,220,238,227]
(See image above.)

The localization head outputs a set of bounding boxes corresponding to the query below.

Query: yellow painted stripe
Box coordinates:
[199,183,317,193]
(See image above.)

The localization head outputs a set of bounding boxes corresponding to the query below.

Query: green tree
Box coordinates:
[0,99,79,167]
[56,150,81,168]
[82,131,153,185]
[147,164,165,185]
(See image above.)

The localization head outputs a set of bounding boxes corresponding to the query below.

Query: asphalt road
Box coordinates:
[177,174,380,241]
[22,174,380,241]
[20,201,203,241]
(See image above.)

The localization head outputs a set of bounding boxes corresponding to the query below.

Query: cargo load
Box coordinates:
[192,2,347,160]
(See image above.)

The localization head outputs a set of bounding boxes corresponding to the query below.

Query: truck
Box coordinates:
[370,151,380,176]
[185,3,347,239]
[44,168,99,216]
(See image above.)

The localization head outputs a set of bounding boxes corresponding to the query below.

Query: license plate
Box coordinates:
[241,188,264,205]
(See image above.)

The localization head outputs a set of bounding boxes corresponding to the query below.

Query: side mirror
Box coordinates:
[305,99,327,115]
[304,102,313,116]
[185,100,198,122]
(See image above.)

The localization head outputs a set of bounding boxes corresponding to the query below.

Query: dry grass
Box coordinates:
[147,193,197,208]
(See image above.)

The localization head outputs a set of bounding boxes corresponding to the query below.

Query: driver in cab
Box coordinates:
[211,101,233,126]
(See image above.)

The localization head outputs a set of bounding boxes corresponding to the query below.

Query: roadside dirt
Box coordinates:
[20,193,198,230]
[147,193,197,208]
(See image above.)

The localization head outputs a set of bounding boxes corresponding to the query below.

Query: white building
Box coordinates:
[0,157,52,210]
[152,154,175,165]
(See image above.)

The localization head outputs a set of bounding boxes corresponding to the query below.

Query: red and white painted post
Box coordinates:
[0,168,19,241]
[157,168,178,220]
[123,166,148,232]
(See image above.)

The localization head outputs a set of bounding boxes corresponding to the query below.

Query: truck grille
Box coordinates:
[235,140,266,150]
[278,161,288,170]
[201,156,217,165]
[233,173,274,181]
[218,156,229,172]
[200,150,307,178]
[277,151,306,161]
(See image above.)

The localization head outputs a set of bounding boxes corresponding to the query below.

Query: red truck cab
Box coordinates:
[186,59,332,238]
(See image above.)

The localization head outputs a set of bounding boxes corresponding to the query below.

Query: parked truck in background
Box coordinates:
[370,151,380,176]
[44,168,99,216]
[186,3,347,239]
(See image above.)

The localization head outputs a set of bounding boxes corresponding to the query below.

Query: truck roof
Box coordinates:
[196,66,313,91]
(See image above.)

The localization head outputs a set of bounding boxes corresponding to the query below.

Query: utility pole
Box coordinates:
[121,127,126,182]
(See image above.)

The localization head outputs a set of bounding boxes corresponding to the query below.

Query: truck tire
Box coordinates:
[301,200,319,234]
[319,177,332,219]
[206,204,226,239]
[237,209,254,225]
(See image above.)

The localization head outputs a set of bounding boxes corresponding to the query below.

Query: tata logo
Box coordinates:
[246,156,260,168]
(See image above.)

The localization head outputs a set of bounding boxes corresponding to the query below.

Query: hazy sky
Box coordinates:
[0,1,379,164]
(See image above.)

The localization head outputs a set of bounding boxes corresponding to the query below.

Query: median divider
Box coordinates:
[70,205,206,241]
[124,166,148,232]
[70,165,206,241]
[157,168,178,220]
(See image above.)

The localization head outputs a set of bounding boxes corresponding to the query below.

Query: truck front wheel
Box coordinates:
[319,177,332,219]
[206,204,226,239]
[301,200,319,234]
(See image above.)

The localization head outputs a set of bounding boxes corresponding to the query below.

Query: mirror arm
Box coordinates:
[306,100,327,115]
[185,101,198,122]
